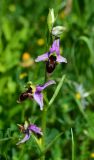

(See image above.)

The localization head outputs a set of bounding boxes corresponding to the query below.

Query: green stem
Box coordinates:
[44,67,47,83]
[71,128,75,160]
[41,25,51,160]
[32,134,42,154]
[41,107,47,160]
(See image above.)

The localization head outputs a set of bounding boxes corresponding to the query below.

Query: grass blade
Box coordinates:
[71,128,74,160]
[48,74,66,108]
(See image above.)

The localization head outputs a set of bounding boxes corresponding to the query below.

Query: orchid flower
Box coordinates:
[16,121,43,145]
[17,80,56,110]
[35,39,67,73]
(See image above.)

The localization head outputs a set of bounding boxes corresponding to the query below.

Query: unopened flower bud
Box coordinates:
[52,26,66,37]
[47,8,55,32]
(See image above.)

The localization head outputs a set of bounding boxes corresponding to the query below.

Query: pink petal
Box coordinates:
[28,124,43,135]
[33,92,43,110]
[16,134,30,145]
[35,53,48,62]
[56,55,67,63]
[50,39,60,55]
[36,80,56,92]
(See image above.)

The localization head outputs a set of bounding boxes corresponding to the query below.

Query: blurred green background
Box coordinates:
[0,0,94,159]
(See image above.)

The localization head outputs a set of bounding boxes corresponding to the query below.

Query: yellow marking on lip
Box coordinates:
[24,121,29,130]
[26,81,36,93]
[49,52,56,57]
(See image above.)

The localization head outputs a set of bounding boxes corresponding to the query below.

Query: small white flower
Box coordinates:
[74,83,90,108]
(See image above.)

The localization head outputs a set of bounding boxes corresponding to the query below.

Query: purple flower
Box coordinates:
[17,80,56,110]
[35,39,67,73]
[16,121,43,145]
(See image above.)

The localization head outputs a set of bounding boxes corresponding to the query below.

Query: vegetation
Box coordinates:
[0,0,94,159]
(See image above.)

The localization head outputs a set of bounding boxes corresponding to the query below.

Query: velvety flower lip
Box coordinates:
[17,80,56,110]
[16,121,43,145]
[17,87,33,103]
[35,39,67,64]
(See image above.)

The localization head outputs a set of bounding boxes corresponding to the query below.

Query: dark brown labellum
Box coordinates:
[46,55,56,73]
[18,92,28,102]
[17,87,33,103]
[23,128,29,134]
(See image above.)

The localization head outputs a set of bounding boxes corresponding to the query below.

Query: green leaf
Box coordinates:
[48,74,66,108]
